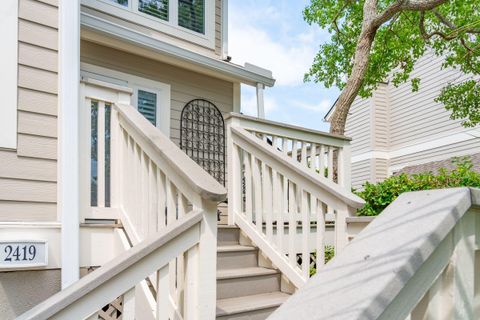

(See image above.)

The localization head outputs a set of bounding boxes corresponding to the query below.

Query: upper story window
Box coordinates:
[102,0,206,35]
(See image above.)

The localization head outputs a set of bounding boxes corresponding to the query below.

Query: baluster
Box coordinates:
[301,190,310,279]
[97,101,106,208]
[272,169,282,255]
[282,138,289,156]
[252,156,263,232]
[122,287,136,320]
[166,180,177,304]
[176,195,188,314]
[316,199,326,270]
[288,181,296,267]
[141,151,148,237]
[244,152,253,222]
[301,142,307,166]
[157,169,166,231]
[291,140,298,162]
[263,164,273,241]
[327,147,334,181]
[319,145,326,177]
[272,136,279,151]
[278,174,286,255]
[310,143,318,173]
[156,265,171,320]
[148,161,158,235]
[134,144,142,234]
[184,245,199,319]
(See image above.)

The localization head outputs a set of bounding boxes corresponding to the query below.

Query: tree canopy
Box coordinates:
[303,0,480,134]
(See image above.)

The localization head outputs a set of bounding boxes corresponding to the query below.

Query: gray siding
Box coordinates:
[0,0,59,222]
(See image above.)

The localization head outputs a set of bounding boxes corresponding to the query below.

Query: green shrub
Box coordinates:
[355,157,480,216]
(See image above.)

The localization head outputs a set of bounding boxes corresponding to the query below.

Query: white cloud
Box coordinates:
[290,99,332,113]
[241,87,278,116]
[228,6,327,87]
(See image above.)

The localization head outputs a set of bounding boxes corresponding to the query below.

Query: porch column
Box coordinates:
[256,82,265,119]
[59,0,80,289]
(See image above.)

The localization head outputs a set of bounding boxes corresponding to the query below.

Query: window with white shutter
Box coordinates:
[137,89,158,126]
[178,0,204,34]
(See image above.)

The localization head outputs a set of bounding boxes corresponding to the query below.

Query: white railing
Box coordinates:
[226,115,364,288]
[225,113,352,188]
[269,188,480,320]
[75,80,226,319]
[17,212,207,320]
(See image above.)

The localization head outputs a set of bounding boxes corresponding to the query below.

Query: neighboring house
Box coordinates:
[325,53,480,190]
[0,1,366,319]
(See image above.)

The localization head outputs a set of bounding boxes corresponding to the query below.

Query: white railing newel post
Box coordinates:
[197,200,218,319]
[227,117,241,225]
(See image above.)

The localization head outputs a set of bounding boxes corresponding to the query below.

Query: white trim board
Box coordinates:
[0,0,18,150]
[351,128,480,163]
[82,0,216,49]
[81,63,171,137]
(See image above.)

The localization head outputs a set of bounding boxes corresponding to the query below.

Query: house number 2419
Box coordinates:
[4,244,36,262]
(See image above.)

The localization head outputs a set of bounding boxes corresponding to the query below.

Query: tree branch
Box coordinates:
[373,0,448,27]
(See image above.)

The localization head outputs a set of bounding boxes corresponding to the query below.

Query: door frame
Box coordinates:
[80,62,171,137]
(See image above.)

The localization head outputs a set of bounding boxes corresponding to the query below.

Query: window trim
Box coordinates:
[80,63,171,137]
[0,0,18,150]
[81,0,215,49]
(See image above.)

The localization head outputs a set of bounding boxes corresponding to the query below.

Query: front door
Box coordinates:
[180,99,226,185]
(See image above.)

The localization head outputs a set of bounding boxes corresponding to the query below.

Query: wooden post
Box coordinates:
[196,200,218,319]
[227,116,241,225]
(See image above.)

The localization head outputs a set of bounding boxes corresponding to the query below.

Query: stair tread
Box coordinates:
[217,225,239,229]
[217,267,279,280]
[217,245,257,252]
[216,292,290,316]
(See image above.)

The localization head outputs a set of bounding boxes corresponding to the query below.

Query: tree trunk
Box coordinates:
[330,1,379,136]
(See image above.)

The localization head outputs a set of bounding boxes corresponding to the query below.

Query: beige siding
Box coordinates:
[215,0,222,55]
[345,96,372,154]
[371,83,389,151]
[390,138,480,172]
[351,159,373,190]
[0,0,59,222]
[81,41,234,146]
[389,54,468,148]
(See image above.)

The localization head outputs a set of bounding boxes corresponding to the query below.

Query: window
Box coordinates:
[137,89,158,126]
[86,0,213,47]
[139,0,168,21]
[107,0,128,7]
[178,0,204,33]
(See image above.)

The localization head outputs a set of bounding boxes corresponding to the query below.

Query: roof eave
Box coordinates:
[80,12,276,88]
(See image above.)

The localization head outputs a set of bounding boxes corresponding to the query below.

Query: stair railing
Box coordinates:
[226,116,364,288]
[78,79,226,319]
[269,188,480,320]
[17,212,208,320]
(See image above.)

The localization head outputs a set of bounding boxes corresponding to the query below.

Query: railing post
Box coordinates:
[196,200,218,319]
[226,116,241,225]
[335,204,354,253]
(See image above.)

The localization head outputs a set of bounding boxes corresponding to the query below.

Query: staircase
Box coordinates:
[216,225,290,320]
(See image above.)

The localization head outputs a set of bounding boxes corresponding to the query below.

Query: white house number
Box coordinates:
[0,241,48,268]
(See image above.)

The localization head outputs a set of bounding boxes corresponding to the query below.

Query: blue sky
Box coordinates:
[228,0,339,132]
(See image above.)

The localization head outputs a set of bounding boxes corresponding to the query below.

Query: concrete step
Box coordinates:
[217,245,258,270]
[217,267,281,299]
[217,225,240,246]
[216,292,290,320]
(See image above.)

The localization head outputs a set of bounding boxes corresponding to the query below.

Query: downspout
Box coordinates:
[59,0,80,289]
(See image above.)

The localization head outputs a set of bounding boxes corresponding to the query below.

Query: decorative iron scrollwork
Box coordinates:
[180,99,226,186]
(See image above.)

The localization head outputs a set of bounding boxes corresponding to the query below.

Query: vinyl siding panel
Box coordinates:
[371,84,389,150]
[390,139,480,171]
[215,0,222,55]
[345,96,372,154]
[81,41,234,147]
[351,159,373,190]
[373,158,388,183]
[0,0,59,221]
[389,54,467,148]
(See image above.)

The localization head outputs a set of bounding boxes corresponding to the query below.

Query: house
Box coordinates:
[325,53,480,190]
[1,1,368,319]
